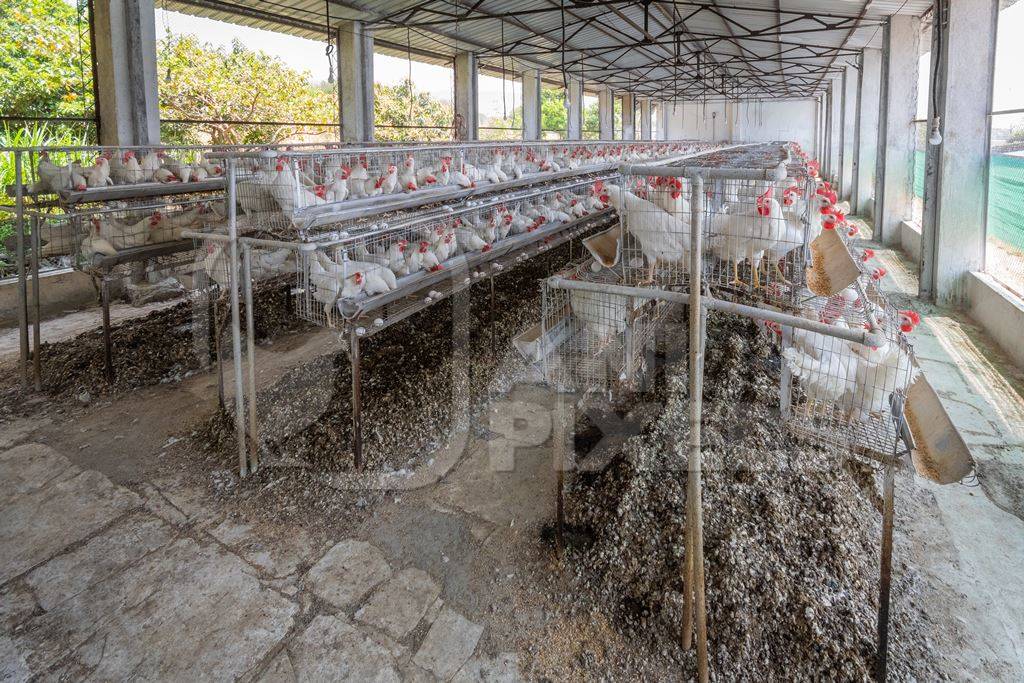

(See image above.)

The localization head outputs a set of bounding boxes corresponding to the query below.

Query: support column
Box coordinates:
[874,16,920,246]
[840,63,859,201]
[660,102,671,140]
[598,88,614,140]
[338,20,374,142]
[921,0,998,305]
[92,0,161,145]
[522,70,542,140]
[640,98,652,139]
[566,78,583,140]
[829,78,842,182]
[824,86,833,178]
[454,51,478,140]
[621,93,636,140]
[853,48,882,216]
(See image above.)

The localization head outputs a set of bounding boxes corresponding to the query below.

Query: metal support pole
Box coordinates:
[779,325,793,419]
[226,159,248,477]
[875,456,896,682]
[30,214,42,391]
[686,173,710,682]
[101,278,114,383]
[242,244,259,472]
[350,326,364,471]
[15,152,28,388]
[490,276,496,356]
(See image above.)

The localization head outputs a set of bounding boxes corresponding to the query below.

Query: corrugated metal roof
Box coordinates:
[163,0,933,98]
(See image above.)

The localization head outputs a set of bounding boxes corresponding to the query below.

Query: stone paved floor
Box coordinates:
[0,442,508,682]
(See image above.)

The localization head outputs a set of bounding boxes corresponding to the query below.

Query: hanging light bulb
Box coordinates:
[928,116,942,145]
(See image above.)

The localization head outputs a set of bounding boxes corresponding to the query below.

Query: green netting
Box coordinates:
[987,152,1024,295]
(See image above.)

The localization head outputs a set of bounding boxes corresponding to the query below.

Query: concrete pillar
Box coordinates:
[92,0,160,145]
[829,78,842,182]
[621,94,636,141]
[338,20,374,142]
[598,88,614,140]
[639,99,652,140]
[454,52,478,140]
[566,78,583,140]
[875,16,920,246]
[840,63,859,201]
[921,0,998,305]
[660,102,671,140]
[853,48,882,216]
[522,70,542,140]
[824,86,833,178]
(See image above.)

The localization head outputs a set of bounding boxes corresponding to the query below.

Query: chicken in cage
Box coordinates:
[773,287,923,456]
[540,260,673,394]
[26,147,227,196]
[612,177,694,287]
[294,178,614,328]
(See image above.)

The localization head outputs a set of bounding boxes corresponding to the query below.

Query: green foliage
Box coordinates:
[157,34,337,145]
[373,79,453,142]
[0,0,94,119]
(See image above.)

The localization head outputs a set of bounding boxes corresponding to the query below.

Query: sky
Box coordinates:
[150,4,1022,125]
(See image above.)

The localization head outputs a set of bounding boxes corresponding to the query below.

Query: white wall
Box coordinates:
[666,99,816,149]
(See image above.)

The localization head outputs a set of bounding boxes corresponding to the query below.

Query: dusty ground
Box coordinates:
[2,234,1023,680]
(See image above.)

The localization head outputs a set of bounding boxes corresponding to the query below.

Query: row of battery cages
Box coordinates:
[539,259,675,394]
[30,196,231,288]
[601,162,918,459]
[228,140,709,234]
[291,175,617,331]
[615,168,815,310]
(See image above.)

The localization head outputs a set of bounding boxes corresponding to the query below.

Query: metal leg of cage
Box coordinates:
[686,173,710,683]
[30,214,42,391]
[490,275,496,357]
[875,453,897,683]
[349,326,364,472]
[15,152,28,388]
[779,325,793,419]
[101,277,115,384]
[226,159,249,478]
[242,244,260,472]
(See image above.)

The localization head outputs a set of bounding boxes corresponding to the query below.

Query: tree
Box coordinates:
[157,34,337,145]
[0,0,94,120]
[373,79,453,142]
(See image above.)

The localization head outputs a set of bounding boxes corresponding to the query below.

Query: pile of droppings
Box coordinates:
[201,240,585,473]
[24,280,301,400]
[550,310,936,681]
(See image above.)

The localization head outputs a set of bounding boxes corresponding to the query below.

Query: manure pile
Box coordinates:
[560,312,934,681]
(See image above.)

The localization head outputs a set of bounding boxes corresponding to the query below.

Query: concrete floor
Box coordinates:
[2,225,1023,680]
[861,223,1024,678]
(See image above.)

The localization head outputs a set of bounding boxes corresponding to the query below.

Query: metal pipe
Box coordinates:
[242,244,260,472]
[687,173,710,683]
[875,457,896,682]
[350,326,364,471]
[30,214,41,390]
[619,160,787,182]
[226,159,249,477]
[101,278,114,383]
[15,152,28,387]
[543,277,885,348]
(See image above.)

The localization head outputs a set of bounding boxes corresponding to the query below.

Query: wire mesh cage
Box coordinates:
[227,141,706,234]
[777,285,921,459]
[293,176,615,329]
[540,260,674,394]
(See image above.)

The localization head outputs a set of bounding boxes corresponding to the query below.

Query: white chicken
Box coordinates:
[783,343,857,404]
[348,156,371,198]
[570,289,629,344]
[848,340,920,422]
[398,156,418,192]
[80,218,117,259]
[251,248,296,280]
[110,150,144,184]
[138,150,164,181]
[604,183,690,285]
[709,186,785,288]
